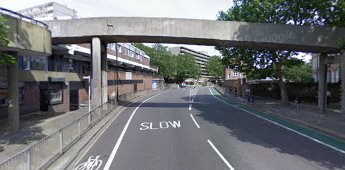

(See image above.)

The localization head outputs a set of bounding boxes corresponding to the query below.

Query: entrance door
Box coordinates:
[152,80,157,90]
[70,89,79,111]
[40,90,49,111]
[134,84,138,92]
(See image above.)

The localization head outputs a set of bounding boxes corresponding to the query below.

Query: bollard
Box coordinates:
[59,129,63,154]
[318,107,322,124]
[27,148,32,170]
[98,106,101,118]
[294,99,299,116]
[78,119,81,138]
[88,111,91,125]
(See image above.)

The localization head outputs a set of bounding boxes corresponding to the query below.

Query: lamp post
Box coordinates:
[83,76,91,112]
[115,43,119,101]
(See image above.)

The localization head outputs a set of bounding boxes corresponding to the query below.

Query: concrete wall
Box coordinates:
[46,17,345,53]
[1,68,82,82]
[0,14,52,56]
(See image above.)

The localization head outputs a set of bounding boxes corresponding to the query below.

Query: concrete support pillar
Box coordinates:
[318,54,327,114]
[91,37,102,109]
[101,42,108,104]
[7,54,19,131]
[341,57,345,115]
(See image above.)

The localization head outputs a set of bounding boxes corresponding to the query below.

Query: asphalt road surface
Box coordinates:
[73,87,345,170]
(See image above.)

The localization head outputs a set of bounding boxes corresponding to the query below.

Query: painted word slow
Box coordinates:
[140,121,181,130]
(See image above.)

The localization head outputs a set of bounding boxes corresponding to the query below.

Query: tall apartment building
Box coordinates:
[17,2,77,20]
[311,54,340,83]
[169,46,210,79]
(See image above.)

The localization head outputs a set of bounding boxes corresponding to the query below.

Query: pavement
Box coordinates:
[0,105,91,162]
[219,88,345,142]
[69,87,345,170]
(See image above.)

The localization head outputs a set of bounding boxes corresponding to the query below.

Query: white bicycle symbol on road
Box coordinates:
[75,155,103,170]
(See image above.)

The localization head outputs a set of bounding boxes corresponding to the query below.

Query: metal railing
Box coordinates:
[0,98,116,170]
[0,7,48,28]
[213,84,343,122]
[0,87,167,170]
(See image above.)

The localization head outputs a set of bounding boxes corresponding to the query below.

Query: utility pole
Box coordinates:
[115,43,119,102]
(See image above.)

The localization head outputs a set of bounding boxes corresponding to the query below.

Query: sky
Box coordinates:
[1,0,233,56]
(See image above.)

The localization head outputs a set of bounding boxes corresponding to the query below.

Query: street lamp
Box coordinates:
[83,75,91,112]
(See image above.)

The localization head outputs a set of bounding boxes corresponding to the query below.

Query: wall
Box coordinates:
[106,69,153,98]
[2,14,51,56]
[19,82,40,114]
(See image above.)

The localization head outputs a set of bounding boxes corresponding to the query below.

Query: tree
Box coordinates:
[0,14,15,64]
[134,44,201,82]
[134,43,177,81]
[205,56,224,79]
[217,0,344,103]
[175,54,201,82]
[283,64,312,83]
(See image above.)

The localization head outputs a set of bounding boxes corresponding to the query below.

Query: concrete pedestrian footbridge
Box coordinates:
[45,17,345,53]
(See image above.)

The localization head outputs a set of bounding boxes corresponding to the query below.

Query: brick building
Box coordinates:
[0,42,158,116]
[224,66,246,80]
[0,2,159,117]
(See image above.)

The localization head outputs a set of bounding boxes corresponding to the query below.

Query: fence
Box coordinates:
[0,87,166,170]
[213,84,341,123]
[0,7,48,28]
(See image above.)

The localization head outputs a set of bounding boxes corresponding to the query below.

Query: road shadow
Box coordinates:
[0,125,46,162]
[191,92,345,170]
[125,102,189,108]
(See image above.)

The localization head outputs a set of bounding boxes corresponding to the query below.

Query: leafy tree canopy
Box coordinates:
[134,43,176,80]
[175,54,201,82]
[134,44,201,82]
[0,14,16,65]
[217,0,344,102]
[283,64,312,83]
[205,56,224,79]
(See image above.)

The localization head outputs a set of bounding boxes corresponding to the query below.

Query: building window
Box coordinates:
[118,45,122,53]
[18,86,24,105]
[136,54,142,61]
[18,56,30,70]
[327,71,330,83]
[228,73,231,79]
[30,56,48,71]
[124,48,130,57]
[18,55,48,71]
[50,83,63,105]
[336,70,340,83]
[233,71,238,76]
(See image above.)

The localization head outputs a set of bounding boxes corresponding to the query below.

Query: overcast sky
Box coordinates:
[1,0,233,56]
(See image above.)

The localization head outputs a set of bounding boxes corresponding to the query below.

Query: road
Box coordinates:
[73,87,345,170]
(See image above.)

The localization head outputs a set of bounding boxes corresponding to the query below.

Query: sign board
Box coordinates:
[125,72,132,80]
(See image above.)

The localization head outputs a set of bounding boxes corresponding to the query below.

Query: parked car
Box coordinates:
[179,82,187,88]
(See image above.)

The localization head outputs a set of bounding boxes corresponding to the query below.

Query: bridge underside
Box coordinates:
[51,35,338,53]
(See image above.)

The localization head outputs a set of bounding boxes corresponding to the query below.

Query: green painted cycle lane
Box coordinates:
[209,87,345,154]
